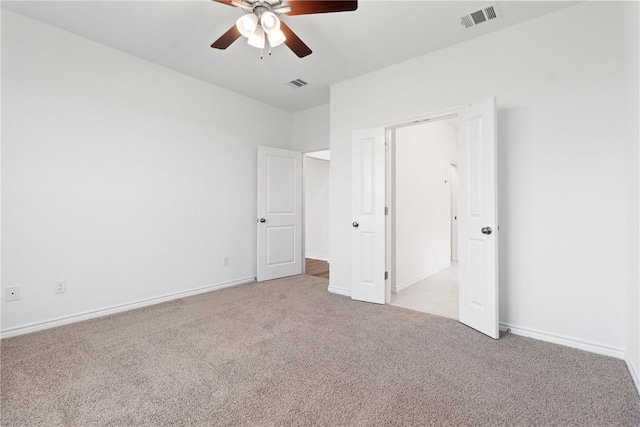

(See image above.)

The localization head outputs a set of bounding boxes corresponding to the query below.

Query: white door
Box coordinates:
[351,128,386,304]
[257,146,302,281]
[458,98,499,339]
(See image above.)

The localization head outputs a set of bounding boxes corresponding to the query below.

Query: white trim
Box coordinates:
[305,254,329,262]
[328,284,351,297]
[384,105,466,129]
[625,352,640,395]
[302,147,331,155]
[0,276,256,339]
[392,262,451,294]
[500,322,625,359]
[304,151,330,162]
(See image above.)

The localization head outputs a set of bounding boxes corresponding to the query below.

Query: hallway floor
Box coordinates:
[305,258,329,279]
[391,262,458,320]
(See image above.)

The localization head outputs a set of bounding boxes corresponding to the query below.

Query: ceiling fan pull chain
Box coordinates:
[260,48,263,60]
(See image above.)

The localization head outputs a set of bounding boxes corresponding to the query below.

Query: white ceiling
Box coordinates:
[2,0,576,112]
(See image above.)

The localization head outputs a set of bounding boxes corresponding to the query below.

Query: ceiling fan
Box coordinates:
[211,0,358,58]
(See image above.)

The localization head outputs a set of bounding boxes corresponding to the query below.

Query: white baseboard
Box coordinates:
[392,261,451,294]
[0,276,256,339]
[625,352,640,395]
[328,284,351,297]
[500,322,625,360]
[305,254,329,262]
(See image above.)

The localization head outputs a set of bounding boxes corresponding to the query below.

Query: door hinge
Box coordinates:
[385,141,389,151]
[385,271,389,280]
[385,206,389,215]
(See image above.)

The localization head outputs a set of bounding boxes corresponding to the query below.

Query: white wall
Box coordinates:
[623,1,640,383]
[329,2,631,354]
[304,156,330,261]
[292,104,330,153]
[1,11,293,334]
[394,121,457,292]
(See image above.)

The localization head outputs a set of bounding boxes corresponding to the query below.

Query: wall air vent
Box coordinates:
[460,4,500,29]
[286,78,309,89]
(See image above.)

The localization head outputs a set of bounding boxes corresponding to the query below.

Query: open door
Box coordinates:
[257,146,302,281]
[351,128,386,304]
[458,98,499,339]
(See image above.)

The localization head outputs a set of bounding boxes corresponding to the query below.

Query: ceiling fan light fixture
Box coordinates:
[267,29,286,47]
[236,14,258,37]
[247,27,266,49]
[260,11,280,34]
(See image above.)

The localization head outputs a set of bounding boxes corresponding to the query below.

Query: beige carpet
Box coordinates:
[2,275,639,426]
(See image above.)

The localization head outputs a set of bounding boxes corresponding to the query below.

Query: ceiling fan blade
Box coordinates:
[212,0,237,7]
[232,1,255,11]
[211,25,242,49]
[280,21,312,58]
[285,0,357,16]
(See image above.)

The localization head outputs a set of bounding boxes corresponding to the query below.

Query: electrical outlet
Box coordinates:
[223,256,230,267]
[6,287,20,302]
[54,280,67,294]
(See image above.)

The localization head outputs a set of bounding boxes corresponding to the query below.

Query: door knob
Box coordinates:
[352,222,359,228]
[481,226,492,235]
[259,218,266,223]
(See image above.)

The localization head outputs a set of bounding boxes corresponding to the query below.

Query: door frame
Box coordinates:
[450,163,459,262]
[384,107,465,304]
[302,148,331,275]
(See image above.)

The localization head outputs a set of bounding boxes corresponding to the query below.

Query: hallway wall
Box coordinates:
[394,121,458,292]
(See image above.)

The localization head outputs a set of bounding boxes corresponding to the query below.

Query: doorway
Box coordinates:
[304,150,330,279]
[255,146,330,282]
[389,118,460,320]
[350,98,498,338]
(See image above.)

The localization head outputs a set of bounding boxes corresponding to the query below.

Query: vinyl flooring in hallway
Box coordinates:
[391,262,458,320]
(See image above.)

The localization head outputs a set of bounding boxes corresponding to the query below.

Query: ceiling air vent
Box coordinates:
[460,4,500,29]
[286,78,309,89]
